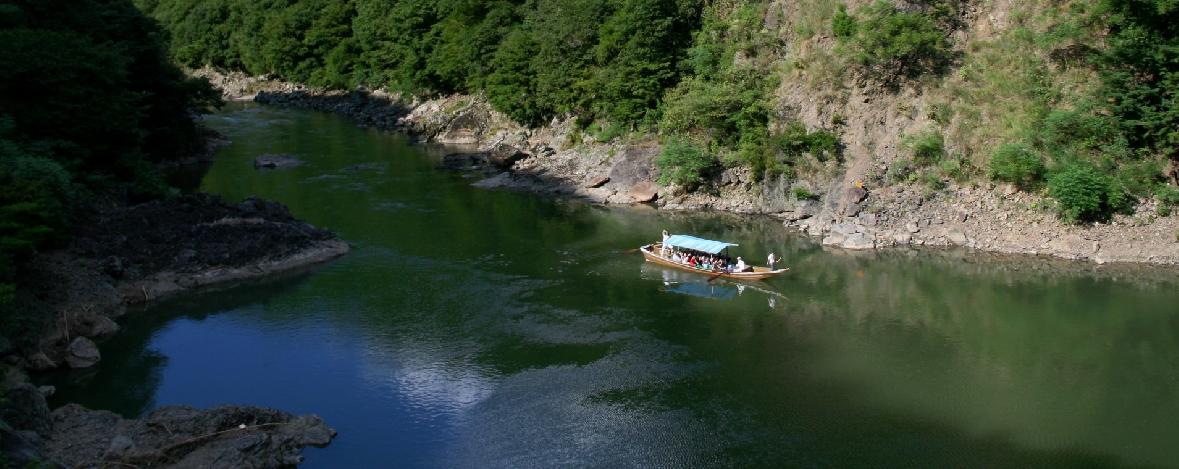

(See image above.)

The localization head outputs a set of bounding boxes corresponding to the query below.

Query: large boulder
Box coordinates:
[25,352,56,371]
[947,229,968,245]
[486,143,528,169]
[65,337,100,369]
[584,175,610,188]
[629,181,660,203]
[83,315,120,338]
[839,186,870,216]
[841,233,876,250]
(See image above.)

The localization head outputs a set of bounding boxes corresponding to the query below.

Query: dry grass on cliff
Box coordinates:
[764,0,1100,173]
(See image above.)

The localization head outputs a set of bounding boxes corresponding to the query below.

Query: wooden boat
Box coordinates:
[640,235,788,281]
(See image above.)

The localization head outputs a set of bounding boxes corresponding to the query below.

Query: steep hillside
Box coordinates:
[146,0,1179,263]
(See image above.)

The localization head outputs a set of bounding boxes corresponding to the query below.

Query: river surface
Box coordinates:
[49,104,1179,468]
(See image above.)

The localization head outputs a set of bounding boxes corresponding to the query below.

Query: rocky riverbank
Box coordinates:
[193,69,1179,266]
[3,380,335,468]
[1,194,347,466]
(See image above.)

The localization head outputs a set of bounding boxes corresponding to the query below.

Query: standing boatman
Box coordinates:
[661,230,670,256]
[767,252,778,270]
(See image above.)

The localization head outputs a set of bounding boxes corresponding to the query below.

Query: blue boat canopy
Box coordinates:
[663,234,738,254]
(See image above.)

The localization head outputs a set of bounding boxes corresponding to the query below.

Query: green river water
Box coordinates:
[49,104,1179,468]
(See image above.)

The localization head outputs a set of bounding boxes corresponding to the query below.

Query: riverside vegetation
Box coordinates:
[138,0,1179,226]
[1,0,218,357]
[1,1,343,465]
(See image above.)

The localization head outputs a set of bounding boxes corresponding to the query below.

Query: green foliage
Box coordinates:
[142,0,701,129]
[485,28,545,126]
[1037,106,1128,161]
[920,170,946,192]
[1047,163,1125,223]
[1157,184,1179,216]
[988,143,1045,188]
[656,138,714,186]
[1,0,213,342]
[0,156,73,252]
[661,76,768,147]
[1115,159,1163,198]
[592,0,689,124]
[832,6,856,39]
[771,123,840,165]
[1093,0,1179,166]
[886,158,915,184]
[835,0,952,80]
[792,187,819,200]
[938,154,971,183]
[902,130,944,165]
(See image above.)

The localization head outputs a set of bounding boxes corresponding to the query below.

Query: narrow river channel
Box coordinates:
[49,104,1179,467]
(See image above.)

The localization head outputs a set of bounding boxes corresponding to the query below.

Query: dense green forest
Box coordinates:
[139,0,1179,223]
[0,0,217,341]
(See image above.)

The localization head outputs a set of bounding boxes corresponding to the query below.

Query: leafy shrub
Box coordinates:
[885,158,915,184]
[902,130,944,165]
[921,171,946,191]
[988,143,1045,188]
[806,130,840,162]
[737,128,772,179]
[1095,0,1179,161]
[1038,107,1127,160]
[1116,159,1164,198]
[1157,184,1179,216]
[656,139,715,187]
[927,101,952,126]
[838,1,951,79]
[1047,163,1122,223]
[772,123,841,162]
[661,77,769,147]
[0,155,74,253]
[938,155,971,183]
[792,187,819,200]
[832,6,857,39]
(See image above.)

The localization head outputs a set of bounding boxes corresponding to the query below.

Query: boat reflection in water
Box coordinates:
[639,263,786,309]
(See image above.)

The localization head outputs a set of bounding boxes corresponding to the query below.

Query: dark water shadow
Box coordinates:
[40,267,325,417]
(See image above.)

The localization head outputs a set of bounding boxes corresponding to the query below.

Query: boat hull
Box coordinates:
[641,244,788,281]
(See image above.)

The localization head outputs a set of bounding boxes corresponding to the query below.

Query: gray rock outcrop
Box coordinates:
[45,404,336,468]
[3,383,52,437]
[65,337,100,369]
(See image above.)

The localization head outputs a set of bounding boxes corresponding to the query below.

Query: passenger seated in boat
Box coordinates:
[734,257,748,272]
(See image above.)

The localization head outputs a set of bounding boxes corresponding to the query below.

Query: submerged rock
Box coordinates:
[441,153,487,171]
[253,154,303,170]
